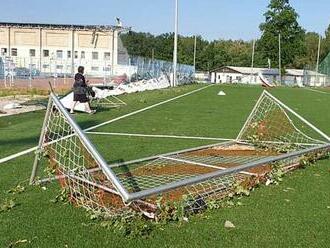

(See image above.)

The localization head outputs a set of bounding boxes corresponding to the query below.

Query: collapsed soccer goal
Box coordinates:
[30,90,330,218]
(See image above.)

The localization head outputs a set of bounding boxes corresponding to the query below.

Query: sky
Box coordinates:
[0,0,329,41]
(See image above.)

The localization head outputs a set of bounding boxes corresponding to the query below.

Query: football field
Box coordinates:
[1,84,330,247]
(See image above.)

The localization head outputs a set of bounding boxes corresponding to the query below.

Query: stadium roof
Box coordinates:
[0,21,130,32]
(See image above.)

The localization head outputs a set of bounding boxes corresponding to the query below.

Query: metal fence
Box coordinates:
[302,72,330,87]
[0,55,195,89]
[128,56,195,85]
[302,64,330,87]
[319,52,330,77]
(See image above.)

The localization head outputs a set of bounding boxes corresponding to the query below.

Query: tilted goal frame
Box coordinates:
[30,90,330,213]
[30,93,130,201]
[237,90,330,145]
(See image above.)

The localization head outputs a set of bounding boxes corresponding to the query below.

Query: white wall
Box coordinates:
[212,72,260,84]
[194,72,209,81]
[0,26,119,77]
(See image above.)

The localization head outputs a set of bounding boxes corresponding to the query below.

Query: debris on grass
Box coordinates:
[3,102,23,110]
[99,213,154,239]
[224,220,235,229]
[50,188,69,204]
[0,198,16,213]
[0,95,46,117]
[7,239,28,248]
[6,184,25,195]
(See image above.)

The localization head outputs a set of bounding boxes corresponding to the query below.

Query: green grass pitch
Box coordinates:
[0,84,329,247]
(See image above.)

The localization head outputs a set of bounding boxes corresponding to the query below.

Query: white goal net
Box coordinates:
[30,91,330,218]
[237,90,329,148]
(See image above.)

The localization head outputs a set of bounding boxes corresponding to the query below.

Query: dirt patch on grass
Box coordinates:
[0,95,46,117]
[130,163,216,177]
[186,144,278,157]
[217,162,272,175]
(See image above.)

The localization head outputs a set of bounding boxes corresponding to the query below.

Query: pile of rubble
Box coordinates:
[0,95,46,117]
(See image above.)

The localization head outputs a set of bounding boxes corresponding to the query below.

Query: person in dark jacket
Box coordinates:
[70,66,96,114]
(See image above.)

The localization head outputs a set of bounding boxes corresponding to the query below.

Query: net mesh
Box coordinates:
[237,91,325,148]
[320,52,330,76]
[33,92,329,219]
[37,99,136,217]
[90,95,126,109]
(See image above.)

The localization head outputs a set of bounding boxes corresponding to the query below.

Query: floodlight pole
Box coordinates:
[172,0,179,87]
[193,35,197,71]
[250,39,256,84]
[316,34,322,86]
[316,34,321,73]
[278,33,282,85]
[152,48,155,77]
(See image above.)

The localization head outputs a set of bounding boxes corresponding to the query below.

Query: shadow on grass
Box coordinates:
[105,158,142,192]
[76,119,100,130]
[0,136,39,149]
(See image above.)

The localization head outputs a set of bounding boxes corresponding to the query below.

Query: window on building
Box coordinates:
[29,49,36,57]
[56,50,63,59]
[91,66,99,71]
[103,66,111,72]
[43,50,49,57]
[75,51,78,59]
[104,52,111,60]
[81,51,85,59]
[43,64,50,69]
[11,48,18,56]
[1,48,7,56]
[67,51,71,58]
[92,52,98,60]
[56,65,64,70]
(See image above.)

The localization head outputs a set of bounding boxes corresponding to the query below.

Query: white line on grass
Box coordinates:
[305,88,330,95]
[158,155,256,176]
[0,147,37,164]
[0,84,214,164]
[84,84,214,132]
[86,131,233,142]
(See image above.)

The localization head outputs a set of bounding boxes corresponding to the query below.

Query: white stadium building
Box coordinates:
[210,66,328,87]
[0,22,130,78]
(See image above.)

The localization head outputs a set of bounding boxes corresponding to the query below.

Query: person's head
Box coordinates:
[78,66,84,74]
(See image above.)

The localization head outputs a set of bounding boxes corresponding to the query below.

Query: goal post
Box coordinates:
[30,96,53,185]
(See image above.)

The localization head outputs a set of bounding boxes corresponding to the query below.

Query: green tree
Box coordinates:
[294,32,319,69]
[259,0,305,72]
[321,25,330,59]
